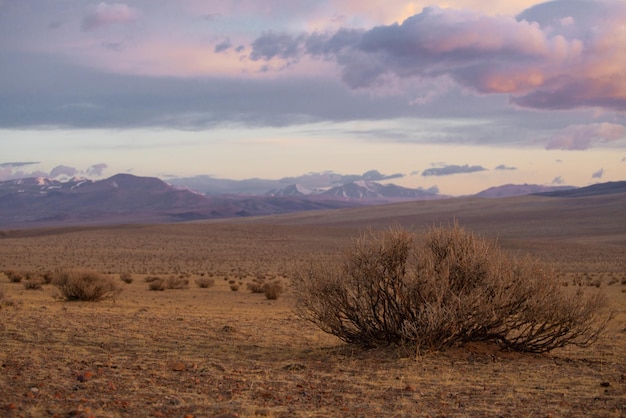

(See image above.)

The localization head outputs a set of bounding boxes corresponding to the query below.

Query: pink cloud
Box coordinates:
[545,123,626,150]
[81,2,138,32]
[248,0,626,111]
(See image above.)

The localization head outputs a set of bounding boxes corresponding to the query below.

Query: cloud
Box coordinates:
[551,176,564,184]
[214,39,232,53]
[592,168,604,179]
[250,32,306,63]
[495,164,517,170]
[0,162,40,168]
[544,123,626,150]
[0,162,47,181]
[248,0,626,110]
[422,164,487,176]
[50,165,78,178]
[81,2,138,32]
[85,163,108,176]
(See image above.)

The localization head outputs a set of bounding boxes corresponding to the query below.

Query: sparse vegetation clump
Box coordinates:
[262,280,284,300]
[166,275,189,289]
[5,270,24,283]
[23,277,44,290]
[195,277,215,288]
[148,278,166,291]
[293,224,611,353]
[120,272,134,284]
[52,269,122,302]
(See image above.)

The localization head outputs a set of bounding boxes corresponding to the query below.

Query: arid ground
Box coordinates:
[1,194,625,417]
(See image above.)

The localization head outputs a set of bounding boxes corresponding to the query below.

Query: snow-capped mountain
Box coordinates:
[321,181,442,200]
[266,184,314,197]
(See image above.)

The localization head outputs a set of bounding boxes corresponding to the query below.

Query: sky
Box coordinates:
[1,0,625,195]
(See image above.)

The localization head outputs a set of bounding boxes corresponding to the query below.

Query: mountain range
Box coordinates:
[1,173,623,229]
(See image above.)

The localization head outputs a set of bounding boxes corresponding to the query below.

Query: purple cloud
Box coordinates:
[50,165,78,178]
[592,168,604,179]
[248,0,626,111]
[85,163,108,176]
[552,176,565,185]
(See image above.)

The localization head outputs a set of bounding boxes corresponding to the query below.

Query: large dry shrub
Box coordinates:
[52,269,122,302]
[292,224,610,353]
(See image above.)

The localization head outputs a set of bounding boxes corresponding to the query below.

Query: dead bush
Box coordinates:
[41,271,54,284]
[246,281,265,293]
[23,278,44,290]
[0,288,17,308]
[262,280,284,300]
[5,270,23,283]
[195,277,215,288]
[166,276,189,290]
[293,224,611,353]
[52,269,122,302]
[120,272,134,284]
[148,278,166,291]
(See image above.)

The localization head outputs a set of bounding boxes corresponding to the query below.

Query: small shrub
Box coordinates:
[120,272,134,284]
[144,276,161,283]
[195,277,215,288]
[262,280,284,300]
[23,278,43,290]
[246,281,265,293]
[293,224,611,353]
[166,276,189,290]
[0,288,16,308]
[148,278,166,291]
[229,284,239,291]
[41,271,54,285]
[6,270,23,283]
[52,269,122,302]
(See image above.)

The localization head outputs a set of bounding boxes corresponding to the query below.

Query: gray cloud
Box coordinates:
[552,176,565,185]
[422,164,487,176]
[0,162,40,168]
[544,123,626,150]
[214,39,232,53]
[250,32,306,62]
[495,164,517,170]
[592,168,604,179]
[50,165,78,178]
[1,51,496,130]
[0,163,47,181]
[85,163,108,176]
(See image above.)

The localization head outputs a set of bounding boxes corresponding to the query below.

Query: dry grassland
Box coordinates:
[1,195,625,417]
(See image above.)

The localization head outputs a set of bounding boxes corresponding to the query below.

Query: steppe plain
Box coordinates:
[1,193,625,417]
